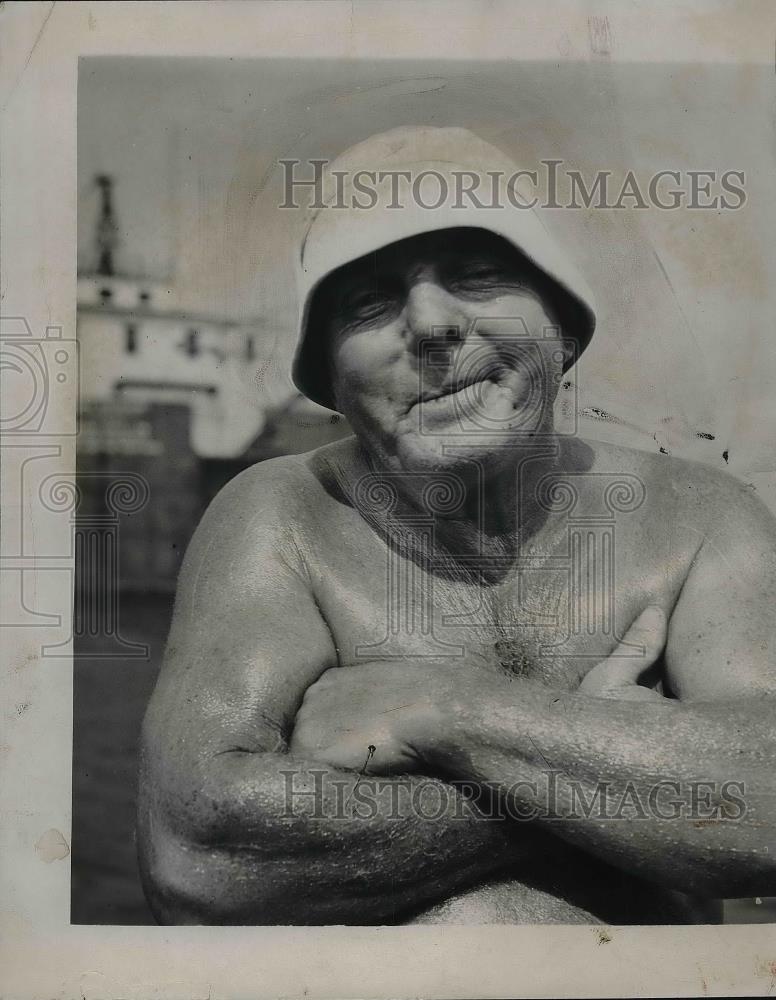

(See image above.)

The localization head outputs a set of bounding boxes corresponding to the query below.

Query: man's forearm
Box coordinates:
[147,749,520,924]
[424,684,776,897]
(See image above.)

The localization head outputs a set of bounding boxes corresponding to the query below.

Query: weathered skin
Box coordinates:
[137,229,776,924]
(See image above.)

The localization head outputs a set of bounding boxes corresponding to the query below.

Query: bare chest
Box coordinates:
[308,507,693,690]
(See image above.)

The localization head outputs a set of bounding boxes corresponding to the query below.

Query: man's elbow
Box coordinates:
[136,779,356,925]
[135,766,280,924]
[137,815,301,925]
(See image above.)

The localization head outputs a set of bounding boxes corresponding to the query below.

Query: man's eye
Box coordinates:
[340,289,396,318]
[448,264,513,290]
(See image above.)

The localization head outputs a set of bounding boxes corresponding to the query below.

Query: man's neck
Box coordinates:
[355,435,565,561]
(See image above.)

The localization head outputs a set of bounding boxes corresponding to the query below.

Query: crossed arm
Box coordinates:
[137,465,525,924]
[137,462,776,924]
[292,476,776,899]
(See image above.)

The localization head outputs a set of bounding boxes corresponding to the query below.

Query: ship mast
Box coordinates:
[95,174,119,276]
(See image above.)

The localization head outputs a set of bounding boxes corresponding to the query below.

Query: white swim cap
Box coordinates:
[291,126,596,410]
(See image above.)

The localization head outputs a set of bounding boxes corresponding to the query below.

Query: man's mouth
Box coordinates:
[418,375,484,406]
[401,375,501,423]
[401,365,536,427]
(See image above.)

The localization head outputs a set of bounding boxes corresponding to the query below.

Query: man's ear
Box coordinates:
[325,354,345,415]
[559,335,577,370]
[544,322,574,368]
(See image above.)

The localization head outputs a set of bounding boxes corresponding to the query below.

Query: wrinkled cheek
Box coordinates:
[509,343,565,394]
[469,293,549,330]
[334,385,402,448]
[333,351,403,417]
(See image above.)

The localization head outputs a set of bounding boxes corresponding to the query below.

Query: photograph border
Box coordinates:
[2,2,776,997]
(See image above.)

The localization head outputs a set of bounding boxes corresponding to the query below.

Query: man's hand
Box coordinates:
[289,652,498,773]
[578,605,669,702]
[290,608,671,773]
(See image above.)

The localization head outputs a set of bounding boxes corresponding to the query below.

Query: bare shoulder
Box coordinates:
[581,437,776,537]
[170,455,311,614]
[177,437,363,599]
[160,447,349,688]
[585,441,776,576]
[200,451,316,528]
[188,448,336,557]
[211,436,361,517]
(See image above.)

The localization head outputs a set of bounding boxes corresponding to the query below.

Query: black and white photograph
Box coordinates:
[72,50,776,928]
[3,1,776,996]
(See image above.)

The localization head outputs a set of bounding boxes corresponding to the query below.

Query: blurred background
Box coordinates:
[72,56,776,924]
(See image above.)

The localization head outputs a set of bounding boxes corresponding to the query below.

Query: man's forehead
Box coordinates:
[327,227,520,285]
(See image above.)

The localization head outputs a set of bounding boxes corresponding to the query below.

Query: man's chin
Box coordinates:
[393,429,544,477]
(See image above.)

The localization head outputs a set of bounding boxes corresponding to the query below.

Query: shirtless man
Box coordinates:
[137,128,776,924]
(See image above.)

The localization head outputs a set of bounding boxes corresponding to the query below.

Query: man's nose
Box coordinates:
[404,279,468,351]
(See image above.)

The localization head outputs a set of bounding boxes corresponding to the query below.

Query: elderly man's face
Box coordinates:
[320,227,568,473]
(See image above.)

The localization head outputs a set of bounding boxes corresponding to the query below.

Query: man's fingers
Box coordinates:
[579,605,668,697]
[612,605,668,667]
